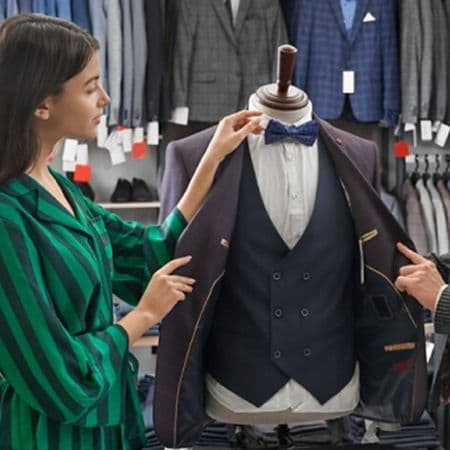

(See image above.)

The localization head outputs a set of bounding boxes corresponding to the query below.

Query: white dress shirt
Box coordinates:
[205,104,359,423]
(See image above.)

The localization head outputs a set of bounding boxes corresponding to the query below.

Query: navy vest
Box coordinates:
[206,142,358,406]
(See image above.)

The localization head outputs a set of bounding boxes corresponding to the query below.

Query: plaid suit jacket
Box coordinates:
[171,0,287,122]
[281,0,400,126]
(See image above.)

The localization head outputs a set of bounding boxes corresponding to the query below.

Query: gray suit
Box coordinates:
[171,0,287,122]
[120,0,133,127]
[419,0,433,119]
[106,0,122,126]
[399,0,421,123]
[131,0,147,127]
[431,0,448,122]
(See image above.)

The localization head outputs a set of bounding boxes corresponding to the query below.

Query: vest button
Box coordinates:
[300,308,309,317]
[303,348,312,357]
[303,272,311,281]
[273,350,282,359]
[273,272,281,281]
[274,308,283,318]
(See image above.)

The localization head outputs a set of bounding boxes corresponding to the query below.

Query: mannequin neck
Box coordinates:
[248,93,313,125]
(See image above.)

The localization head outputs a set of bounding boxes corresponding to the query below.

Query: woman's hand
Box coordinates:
[119,256,195,345]
[395,242,446,310]
[135,255,195,323]
[203,109,263,165]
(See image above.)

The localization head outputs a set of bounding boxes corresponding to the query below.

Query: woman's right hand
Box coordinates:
[135,255,195,324]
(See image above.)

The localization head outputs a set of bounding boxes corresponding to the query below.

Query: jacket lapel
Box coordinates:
[234,0,252,39]
[348,0,371,45]
[327,0,350,41]
[211,0,237,48]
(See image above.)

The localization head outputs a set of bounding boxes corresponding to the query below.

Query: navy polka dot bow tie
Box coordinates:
[264,119,319,146]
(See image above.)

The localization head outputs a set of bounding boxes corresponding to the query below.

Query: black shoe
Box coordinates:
[131,178,152,202]
[110,178,132,202]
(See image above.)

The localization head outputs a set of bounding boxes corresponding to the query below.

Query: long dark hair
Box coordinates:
[0,14,99,185]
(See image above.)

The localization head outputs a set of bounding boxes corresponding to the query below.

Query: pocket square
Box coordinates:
[363,11,376,22]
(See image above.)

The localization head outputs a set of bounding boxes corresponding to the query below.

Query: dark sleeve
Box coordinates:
[435,286,450,334]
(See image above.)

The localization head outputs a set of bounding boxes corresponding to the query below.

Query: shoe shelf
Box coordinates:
[97,201,160,209]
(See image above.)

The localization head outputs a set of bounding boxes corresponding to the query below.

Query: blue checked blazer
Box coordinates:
[281,0,400,126]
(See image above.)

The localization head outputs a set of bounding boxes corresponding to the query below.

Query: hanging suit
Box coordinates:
[281,0,400,126]
[155,117,427,448]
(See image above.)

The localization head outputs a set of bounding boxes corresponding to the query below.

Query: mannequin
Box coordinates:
[204,45,359,426]
[154,44,426,449]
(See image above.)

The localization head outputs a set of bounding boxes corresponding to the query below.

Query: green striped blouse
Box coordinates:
[0,169,186,450]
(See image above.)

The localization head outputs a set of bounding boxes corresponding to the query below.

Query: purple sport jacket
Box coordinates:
[155,117,427,448]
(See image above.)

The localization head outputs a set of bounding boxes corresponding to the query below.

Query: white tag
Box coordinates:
[62,138,78,161]
[109,145,126,165]
[435,123,450,147]
[133,127,145,143]
[76,143,89,165]
[120,128,133,153]
[147,121,160,145]
[96,114,108,148]
[404,122,418,147]
[62,160,76,172]
[420,120,433,141]
[343,71,355,94]
[169,106,189,126]
[363,12,376,22]
[426,341,434,363]
[405,154,416,164]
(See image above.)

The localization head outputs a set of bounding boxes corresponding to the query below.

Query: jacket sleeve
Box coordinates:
[0,215,129,426]
[380,0,400,126]
[158,141,191,222]
[85,200,187,305]
[171,0,196,108]
[435,286,450,334]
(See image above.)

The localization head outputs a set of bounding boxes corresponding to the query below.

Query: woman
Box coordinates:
[0,14,261,450]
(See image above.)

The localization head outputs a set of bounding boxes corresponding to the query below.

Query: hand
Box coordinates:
[204,109,263,164]
[135,256,195,323]
[395,242,446,311]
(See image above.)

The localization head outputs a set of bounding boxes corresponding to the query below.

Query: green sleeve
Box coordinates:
[85,200,187,305]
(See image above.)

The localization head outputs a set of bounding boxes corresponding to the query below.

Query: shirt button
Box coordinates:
[273,272,281,281]
[274,350,282,359]
[303,348,312,357]
[274,308,283,318]
[300,308,309,317]
[290,192,299,199]
[303,272,311,281]
[287,153,294,161]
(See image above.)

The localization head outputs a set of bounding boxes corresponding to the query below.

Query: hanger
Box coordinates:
[410,154,420,185]
[422,154,430,182]
[444,154,450,183]
[433,154,442,184]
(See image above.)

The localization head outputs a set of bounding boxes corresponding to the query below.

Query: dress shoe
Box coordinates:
[110,178,132,202]
[131,177,152,202]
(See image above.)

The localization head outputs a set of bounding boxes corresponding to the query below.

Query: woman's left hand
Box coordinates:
[204,109,263,164]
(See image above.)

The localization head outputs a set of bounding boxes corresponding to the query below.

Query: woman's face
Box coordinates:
[46,52,110,142]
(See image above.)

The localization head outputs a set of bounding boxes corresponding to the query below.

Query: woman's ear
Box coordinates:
[33,100,50,120]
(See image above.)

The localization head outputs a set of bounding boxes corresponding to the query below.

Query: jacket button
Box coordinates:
[303,272,311,281]
[336,137,343,145]
[300,308,309,317]
[274,350,282,359]
[303,348,312,357]
[274,308,283,318]
[273,272,281,281]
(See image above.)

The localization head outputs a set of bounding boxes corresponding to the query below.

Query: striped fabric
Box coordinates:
[0,168,186,450]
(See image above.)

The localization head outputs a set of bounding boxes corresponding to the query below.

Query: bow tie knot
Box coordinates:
[264,119,319,146]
